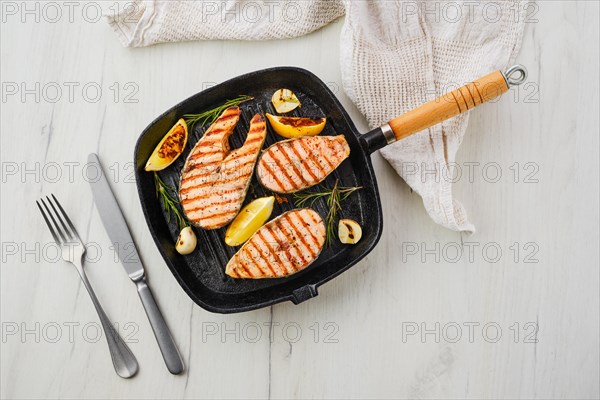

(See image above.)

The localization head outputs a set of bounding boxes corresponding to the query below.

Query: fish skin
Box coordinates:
[256,135,350,194]
[226,208,326,279]
[180,108,267,229]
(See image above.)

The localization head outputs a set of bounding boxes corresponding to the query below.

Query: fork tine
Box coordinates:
[51,194,82,243]
[37,198,65,244]
[46,195,73,240]
[37,200,61,245]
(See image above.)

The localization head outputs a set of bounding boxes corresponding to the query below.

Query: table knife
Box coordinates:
[87,153,184,375]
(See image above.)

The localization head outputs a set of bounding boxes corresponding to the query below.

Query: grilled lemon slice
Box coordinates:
[145,119,188,171]
[266,113,326,139]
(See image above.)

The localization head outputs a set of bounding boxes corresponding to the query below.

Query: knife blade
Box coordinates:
[88,153,184,375]
[87,154,144,280]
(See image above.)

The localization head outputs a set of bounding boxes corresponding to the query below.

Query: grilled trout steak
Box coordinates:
[226,209,325,279]
[180,108,267,229]
[256,135,350,194]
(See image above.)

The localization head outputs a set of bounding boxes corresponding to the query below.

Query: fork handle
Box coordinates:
[78,269,139,378]
[136,278,184,374]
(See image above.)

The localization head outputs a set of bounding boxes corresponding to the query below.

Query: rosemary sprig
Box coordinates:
[183,95,253,131]
[154,172,188,230]
[293,180,362,247]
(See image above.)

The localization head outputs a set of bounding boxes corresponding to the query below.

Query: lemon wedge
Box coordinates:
[225,196,275,246]
[271,88,300,113]
[266,113,326,139]
[338,219,362,244]
[145,119,188,171]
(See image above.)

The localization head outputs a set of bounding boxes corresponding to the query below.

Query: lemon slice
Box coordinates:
[145,119,188,171]
[338,219,362,244]
[271,88,300,113]
[266,113,326,139]
[225,196,275,246]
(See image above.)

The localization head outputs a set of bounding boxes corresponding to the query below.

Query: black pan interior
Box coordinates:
[134,67,383,313]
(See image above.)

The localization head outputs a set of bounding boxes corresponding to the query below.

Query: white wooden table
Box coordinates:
[1,2,598,399]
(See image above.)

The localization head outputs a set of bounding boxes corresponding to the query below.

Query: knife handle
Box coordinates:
[136,278,185,374]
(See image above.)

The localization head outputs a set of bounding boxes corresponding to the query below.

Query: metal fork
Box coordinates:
[36,194,139,378]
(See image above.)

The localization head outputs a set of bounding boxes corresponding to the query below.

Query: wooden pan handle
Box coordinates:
[389,70,508,141]
[360,65,527,153]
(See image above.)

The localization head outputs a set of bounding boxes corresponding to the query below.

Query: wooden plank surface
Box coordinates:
[1,2,598,399]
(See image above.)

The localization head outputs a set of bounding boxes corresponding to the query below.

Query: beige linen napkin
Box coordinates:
[107,0,529,233]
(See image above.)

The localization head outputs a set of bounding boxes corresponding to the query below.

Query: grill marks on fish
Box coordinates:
[179,107,267,229]
[226,209,326,279]
[176,107,347,279]
[257,135,350,194]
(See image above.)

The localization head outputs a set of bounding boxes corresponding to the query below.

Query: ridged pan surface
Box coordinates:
[134,67,383,313]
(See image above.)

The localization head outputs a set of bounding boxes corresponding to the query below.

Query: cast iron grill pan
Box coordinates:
[134,68,383,313]
[134,65,525,313]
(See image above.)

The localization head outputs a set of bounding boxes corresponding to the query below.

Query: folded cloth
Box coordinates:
[107,0,529,233]
[106,0,345,46]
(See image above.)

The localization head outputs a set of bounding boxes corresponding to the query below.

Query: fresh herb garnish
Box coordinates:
[183,95,253,131]
[154,172,188,230]
[293,180,362,247]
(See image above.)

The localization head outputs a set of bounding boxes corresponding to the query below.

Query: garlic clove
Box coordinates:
[271,88,300,113]
[338,219,362,244]
[176,226,197,255]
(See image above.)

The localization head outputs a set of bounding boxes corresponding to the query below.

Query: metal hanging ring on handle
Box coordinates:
[502,64,528,87]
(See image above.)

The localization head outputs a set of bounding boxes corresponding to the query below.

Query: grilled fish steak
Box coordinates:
[256,135,350,194]
[180,108,267,229]
[226,209,325,279]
